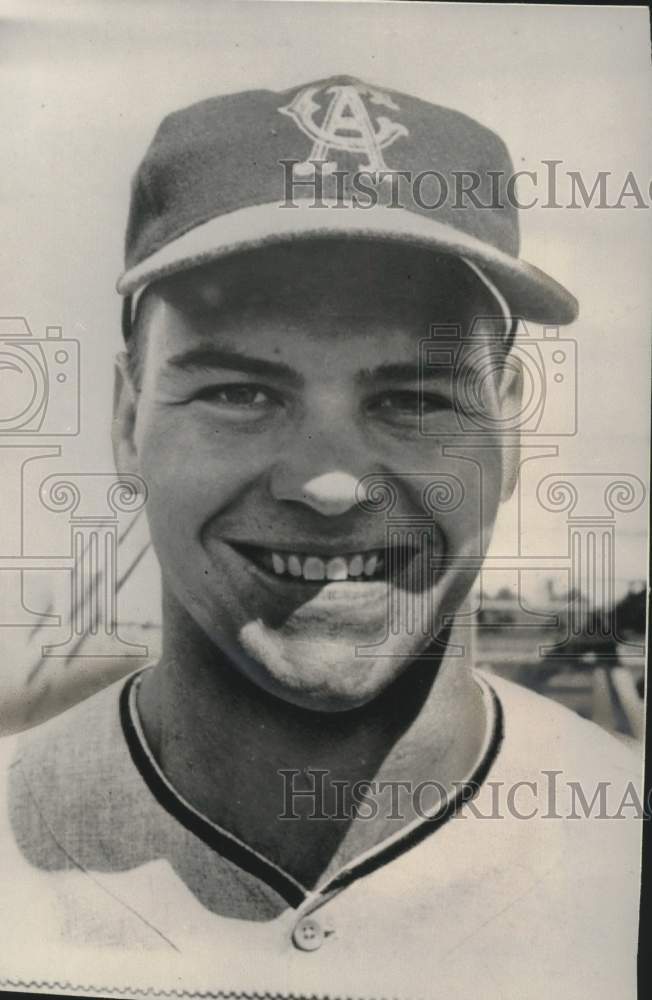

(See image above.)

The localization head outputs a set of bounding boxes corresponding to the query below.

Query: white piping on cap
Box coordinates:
[130,286,146,328]
[462,257,513,337]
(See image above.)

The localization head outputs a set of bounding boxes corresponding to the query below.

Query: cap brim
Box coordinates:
[117,202,578,325]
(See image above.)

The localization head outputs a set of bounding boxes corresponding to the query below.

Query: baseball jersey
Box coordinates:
[0,667,642,1000]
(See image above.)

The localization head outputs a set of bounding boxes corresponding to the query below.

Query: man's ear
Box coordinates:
[498,355,523,502]
[112,352,140,476]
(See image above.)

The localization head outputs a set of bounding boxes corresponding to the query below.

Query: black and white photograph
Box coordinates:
[0,3,649,999]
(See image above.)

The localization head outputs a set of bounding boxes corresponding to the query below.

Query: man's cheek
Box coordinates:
[138,439,262,538]
[141,407,275,466]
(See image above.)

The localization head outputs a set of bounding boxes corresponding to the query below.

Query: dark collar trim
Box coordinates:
[321,684,504,897]
[119,671,503,910]
[119,673,307,908]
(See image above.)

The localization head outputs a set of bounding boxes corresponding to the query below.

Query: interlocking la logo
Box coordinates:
[280,81,409,177]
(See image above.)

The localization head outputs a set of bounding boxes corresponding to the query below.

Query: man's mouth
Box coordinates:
[229,543,413,583]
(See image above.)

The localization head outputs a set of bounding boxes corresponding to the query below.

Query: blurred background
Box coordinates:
[0,1,649,738]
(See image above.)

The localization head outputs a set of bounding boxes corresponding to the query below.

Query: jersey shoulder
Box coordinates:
[482,668,642,784]
[0,672,138,871]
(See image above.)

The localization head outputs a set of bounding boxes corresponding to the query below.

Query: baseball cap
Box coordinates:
[117,76,578,328]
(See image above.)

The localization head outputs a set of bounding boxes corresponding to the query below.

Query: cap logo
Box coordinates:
[280,82,409,176]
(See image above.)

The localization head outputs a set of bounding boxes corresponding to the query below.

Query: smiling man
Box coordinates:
[0,78,641,1000]
[121,243,513,719]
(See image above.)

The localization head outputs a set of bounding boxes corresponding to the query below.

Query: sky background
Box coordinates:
[1,0,650,633]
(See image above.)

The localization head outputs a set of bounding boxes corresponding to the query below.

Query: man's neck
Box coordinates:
[137,603,486,889]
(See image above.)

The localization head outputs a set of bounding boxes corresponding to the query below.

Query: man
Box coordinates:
[0,78,641,999]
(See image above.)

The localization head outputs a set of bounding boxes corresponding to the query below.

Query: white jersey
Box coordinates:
[0,668,642,1000]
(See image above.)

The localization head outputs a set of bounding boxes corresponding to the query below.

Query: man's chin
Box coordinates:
[236,619,425,713]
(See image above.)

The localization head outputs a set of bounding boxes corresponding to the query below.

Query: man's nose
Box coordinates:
[269,466,367,517]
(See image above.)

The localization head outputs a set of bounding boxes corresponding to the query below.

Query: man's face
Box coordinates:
[114,241,520,710]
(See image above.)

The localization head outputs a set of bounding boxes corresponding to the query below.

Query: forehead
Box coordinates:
[134,241,506,382]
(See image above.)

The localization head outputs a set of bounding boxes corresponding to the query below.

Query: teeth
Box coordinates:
[263,549,386,581]
[348,554,364,577]
[364,554,378,577]
[326,557,348,581]
[303,556,325,581]
[288,555,302,577]
[271,553,285,575]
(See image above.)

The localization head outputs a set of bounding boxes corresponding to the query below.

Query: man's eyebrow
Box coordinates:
[356,362,450,383]
[164,345,303,385]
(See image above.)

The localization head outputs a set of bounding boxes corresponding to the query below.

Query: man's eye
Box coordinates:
[370,391,451,421]
[193,384,276,408]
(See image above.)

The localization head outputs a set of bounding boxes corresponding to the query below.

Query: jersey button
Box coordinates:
[292,916,325,951]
